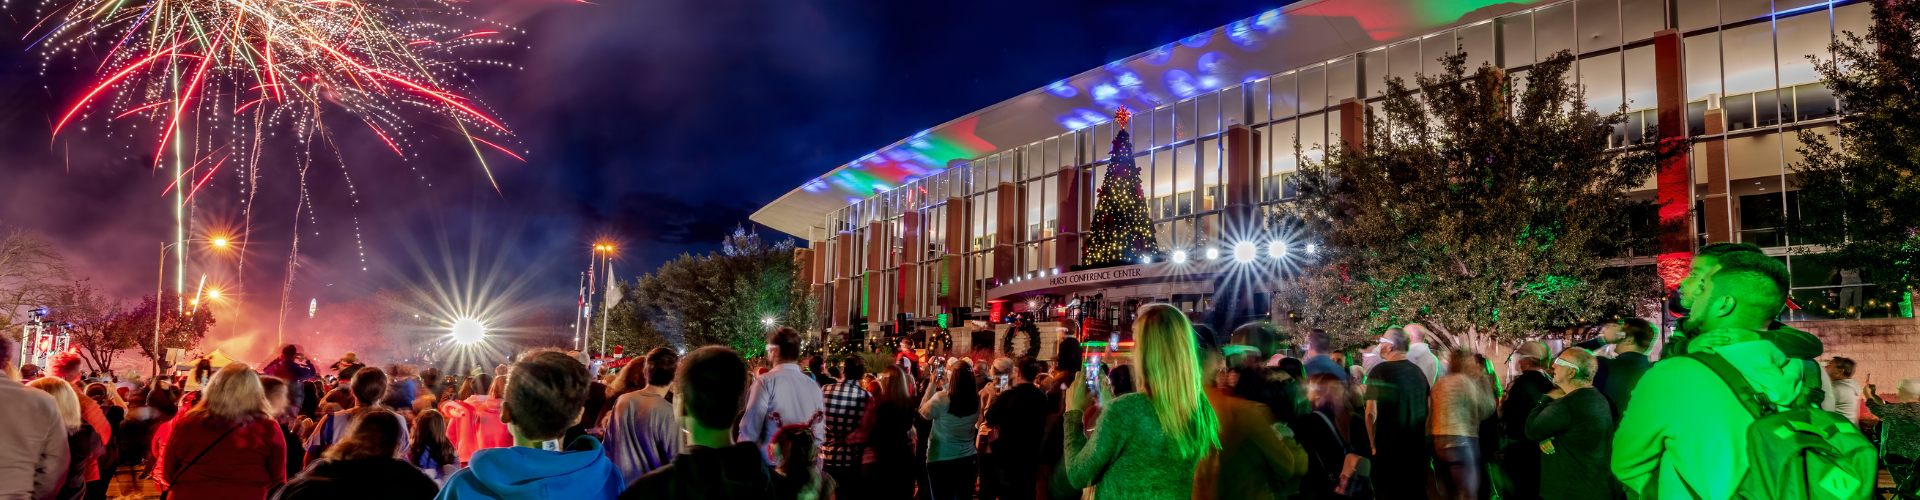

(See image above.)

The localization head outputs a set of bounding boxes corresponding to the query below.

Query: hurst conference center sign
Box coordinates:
[986,261,1223,300]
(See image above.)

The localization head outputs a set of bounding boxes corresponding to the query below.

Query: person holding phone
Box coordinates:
[920,358,982,500]
[1060,304,1222,500]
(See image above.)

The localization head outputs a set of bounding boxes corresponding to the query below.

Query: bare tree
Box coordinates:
[0,226,71,336]
[50,279,132,372]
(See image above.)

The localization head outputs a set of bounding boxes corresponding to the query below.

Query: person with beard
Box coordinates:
[1667,243,1821,359]
[1613,267,1828,499]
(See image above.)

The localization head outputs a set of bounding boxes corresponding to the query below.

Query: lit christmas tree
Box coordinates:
[1084,107,1163,266]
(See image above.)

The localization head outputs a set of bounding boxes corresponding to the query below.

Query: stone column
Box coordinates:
[1338,98,1365,154]
[1653,28,1695,289]
[994,182,1022,284]
[1701,108,1732,244]
[900,211,922,317]
[1055,166,1083,271]
[941,197,969,308]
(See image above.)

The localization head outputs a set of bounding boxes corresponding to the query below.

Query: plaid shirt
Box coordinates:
[819,380,871,468]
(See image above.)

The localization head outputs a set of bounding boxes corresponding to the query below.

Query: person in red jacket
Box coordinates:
[161,363,287,500]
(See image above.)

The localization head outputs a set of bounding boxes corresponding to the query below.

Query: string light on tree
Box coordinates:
[1083,107,1164,266]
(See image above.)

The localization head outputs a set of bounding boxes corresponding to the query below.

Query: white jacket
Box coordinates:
[0,377,69,500]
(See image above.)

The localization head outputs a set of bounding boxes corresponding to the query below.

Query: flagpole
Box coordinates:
[600,262,611,357]
[575,271,585,350]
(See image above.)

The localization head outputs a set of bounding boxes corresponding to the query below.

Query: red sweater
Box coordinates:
[161,413,286,500]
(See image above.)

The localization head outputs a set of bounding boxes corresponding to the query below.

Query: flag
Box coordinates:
[605,264,622,309]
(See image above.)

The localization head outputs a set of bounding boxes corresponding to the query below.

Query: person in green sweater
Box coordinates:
[1612,268,1821,499]
[1063,303,1221,500]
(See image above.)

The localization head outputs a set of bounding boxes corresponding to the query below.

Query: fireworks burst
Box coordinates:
[25,0,528,187]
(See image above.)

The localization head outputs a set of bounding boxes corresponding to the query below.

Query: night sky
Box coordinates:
[0,0,1284,361]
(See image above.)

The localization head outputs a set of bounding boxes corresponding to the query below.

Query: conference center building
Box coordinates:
[751,0,1894,350]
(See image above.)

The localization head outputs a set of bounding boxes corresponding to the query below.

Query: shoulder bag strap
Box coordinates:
[1314,411,1349,454]
[162,423,242,500]
[1689,352,1768,418]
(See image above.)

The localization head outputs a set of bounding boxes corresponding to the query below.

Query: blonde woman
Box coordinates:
[159,363,286,500]
[29,377,103,500]
[1062,303,1222,499]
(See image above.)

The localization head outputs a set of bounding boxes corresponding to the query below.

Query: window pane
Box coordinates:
[1794,83,1837,120]
[1725,92,1756,131]
[1625,45,1658,110]
[1300,65,1327,112]
[1685,32,1722,100]
[1199,92,1222,136]
[1755,88,1782,127]
[1834,2,1873,53]
[1329,56,1358,104]
[1272,119,1299,174]
[1152,150,1172,213]
[1200,138,1221,212]
[1578,0,1622,52]
[1223,85,1245,128]
[1582,52,1624,113]
[1362,48,1387,98]
[1273,72,1299,118]
[1389,41,1421,87]
[1152,105,1174,147]
[1176,143,1196,215]
[1300,113,1327,163]
[1460,21,1495,70]
[1722,0,1770,23]
[1177,98,1197,142]
[1723,22,1776,95]
[1252,79,1271,123]
[1622,0,1667,42]
[1776,10,1831,87]
[1677,0,1718,32]
[1424,30,1456,77]
[1536,2,1577,58]
[1499,12,1535,68]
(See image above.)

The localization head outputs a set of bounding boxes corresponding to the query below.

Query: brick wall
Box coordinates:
[1788,318,1920,387]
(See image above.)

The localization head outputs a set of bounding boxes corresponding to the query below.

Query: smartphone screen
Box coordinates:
[1084,361,1101,393]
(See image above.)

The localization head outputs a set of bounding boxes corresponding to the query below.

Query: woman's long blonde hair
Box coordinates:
[1131,303,1220,459]
[27,377,82,431]
[187,363,272,424]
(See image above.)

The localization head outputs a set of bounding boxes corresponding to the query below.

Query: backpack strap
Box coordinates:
[1797,358,1825,410]
[1689,352,1771,419]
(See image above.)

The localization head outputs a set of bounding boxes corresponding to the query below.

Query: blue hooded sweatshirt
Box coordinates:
[435,436,623,500]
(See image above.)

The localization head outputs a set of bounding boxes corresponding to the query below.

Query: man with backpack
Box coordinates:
[1612,267,1876,499]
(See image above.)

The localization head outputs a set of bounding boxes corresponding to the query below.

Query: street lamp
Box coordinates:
[212,238,227,247]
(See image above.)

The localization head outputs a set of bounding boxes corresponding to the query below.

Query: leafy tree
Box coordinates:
[125,292,218,370]
[0,225,70,336]
[1279,51,1677,349]
[1789,0,1920,305]
[607,227,816,358]
[49,279,134,373]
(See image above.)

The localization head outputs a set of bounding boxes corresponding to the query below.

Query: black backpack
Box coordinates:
[1690,353,1876,500]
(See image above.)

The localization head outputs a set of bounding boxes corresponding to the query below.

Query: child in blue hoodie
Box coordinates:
[437,351,624,500]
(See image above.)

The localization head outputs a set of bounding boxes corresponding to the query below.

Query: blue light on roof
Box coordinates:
[1253,9,1284,33]
[1092,83,1122,101]
[1142,44,1175,65]
[1180,31,1212,48]
[1165,69,1200,99]
[1045,80,1078,98]
[1227,20,1265,50]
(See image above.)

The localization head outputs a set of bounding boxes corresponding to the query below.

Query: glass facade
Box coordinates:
[804,0,1898,329]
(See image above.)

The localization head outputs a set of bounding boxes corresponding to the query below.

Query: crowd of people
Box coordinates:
[0,241,1916,500]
